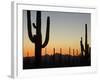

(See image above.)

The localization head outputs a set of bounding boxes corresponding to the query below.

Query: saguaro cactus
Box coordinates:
[27,10,50,66]
[73,49,75,56]
[76,49,78,56]
[60,48,62,54]
[69,47,71,55]
[85,24,88,56]
[53,48,56,55]
[53,48,56,64]
[80,37,84,56]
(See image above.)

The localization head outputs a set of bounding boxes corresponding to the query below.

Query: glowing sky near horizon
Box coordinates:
[23,10,91,57]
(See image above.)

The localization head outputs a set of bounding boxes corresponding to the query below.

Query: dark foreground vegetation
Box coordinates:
[23,53,90,69]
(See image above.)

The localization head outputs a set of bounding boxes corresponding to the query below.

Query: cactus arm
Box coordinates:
[42,16,50,48]
[27,10,35,43]
[32,23,37,28]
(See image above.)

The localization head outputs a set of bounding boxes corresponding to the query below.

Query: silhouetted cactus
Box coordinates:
[80,37,84,56]
[73,49,75,56]
[53,48,55,55]
[27,10,50,66]
[53,48,56,64]
[85,24,89,56]
[69,47,71,55]
[76,49,78,56]
[59,48,62,63]
[60,48,62,54]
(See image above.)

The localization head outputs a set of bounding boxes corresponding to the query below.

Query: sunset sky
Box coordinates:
[23,10,91,57]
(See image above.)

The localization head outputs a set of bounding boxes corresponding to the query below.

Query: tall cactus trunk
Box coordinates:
[85,24,88,56]
[69,47,71,55]
[73,49,75,56]
[53,48,55,64]
[34,11,42,66]
[27,10,50,67]
[80,37,84,56]
[53,48,55,55]
[60,48,62,54]
[76,49,78,56]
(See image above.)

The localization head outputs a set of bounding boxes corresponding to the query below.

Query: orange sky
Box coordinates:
[23,41,81,57]
[23,32,81,57]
